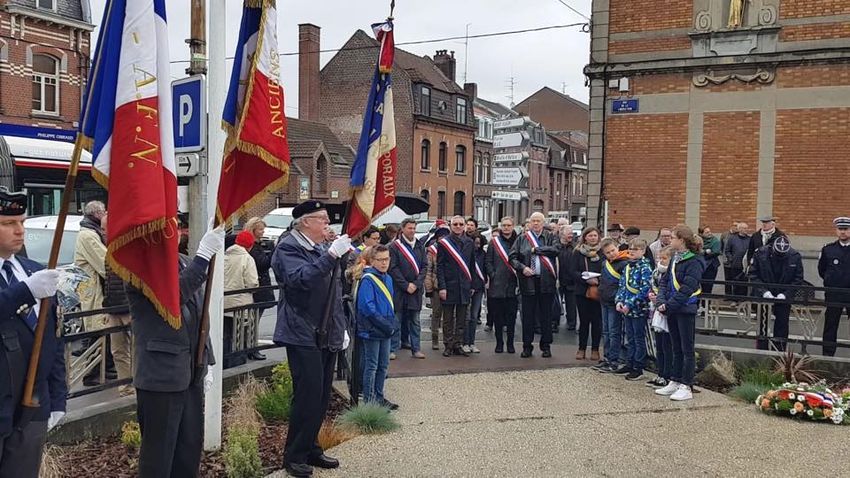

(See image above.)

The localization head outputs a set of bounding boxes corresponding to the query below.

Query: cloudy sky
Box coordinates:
[88,0,591,115]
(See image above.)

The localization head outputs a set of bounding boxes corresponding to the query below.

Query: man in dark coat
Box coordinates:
[129,223,223,478]
[818,216,850,356]
[437,215,475,357]
[619,226,654,266]
[509,212,561,358]
[272,201,350,477]
[0,188,65,478]
[723,222,750,296]
[748,236,804,351]
[486,216,519,353]
[557,225,577,331]
[388,218,427,358]
[747,215,784,265]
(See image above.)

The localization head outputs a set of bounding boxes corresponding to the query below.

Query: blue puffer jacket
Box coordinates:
[356,267,396,340]
[659,251,706,315]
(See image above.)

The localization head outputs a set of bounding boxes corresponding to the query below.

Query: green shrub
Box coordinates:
[271,362,293,393]
[740,367,784,389]
[223,428,263,478]
[730,381,767,403]
[337,403,400,434]
[120,420,142,449]
[256,384,292,422]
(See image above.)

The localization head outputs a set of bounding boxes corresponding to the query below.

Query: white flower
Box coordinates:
[789,393,796,400]
[832,415,843,424]
[755,396,763,406]
[790,408,797,415]
[798,396,805,402]
[807,410,814,417]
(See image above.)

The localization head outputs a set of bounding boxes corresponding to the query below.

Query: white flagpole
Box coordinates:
[204,0,226,451]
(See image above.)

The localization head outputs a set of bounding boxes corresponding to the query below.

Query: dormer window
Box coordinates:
[38,0,56,11]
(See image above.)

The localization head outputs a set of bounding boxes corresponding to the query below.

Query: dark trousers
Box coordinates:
[520,293,555,351]
[486,297,494,327]
[0,419,48,478]
[136,383,204,478]
[560,286,577,329]
[772,303,791,351]
[284,346,335,465]
[701,260,719,294]
[653,331,673,380]
[823,306,849,356]
[576,295,602,350]
[491,297,518,349]
[723,267,746,296]
[441,304,468,351]
[668,313,696,386]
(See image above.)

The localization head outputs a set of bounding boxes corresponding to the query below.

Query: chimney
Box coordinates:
[298,23,321,121]
[433,50,456,82]
[463,82,477,101]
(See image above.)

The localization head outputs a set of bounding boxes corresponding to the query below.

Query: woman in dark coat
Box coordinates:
[571,227,603,361]
[245,217,275,360]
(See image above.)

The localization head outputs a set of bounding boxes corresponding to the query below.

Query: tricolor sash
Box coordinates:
[439,237,472,281]
[491,235,516,276]
[394,239,420,275]
[475,262,485,282]
[525,232,556,277]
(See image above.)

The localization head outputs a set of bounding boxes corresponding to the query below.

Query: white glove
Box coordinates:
[328,234,352,258]
[763,291,774,299]
[197,225,225,260]
[23,269,60,299]
[204,365,214,394]
[47,411,65,431]
[343,330,351,350]
[776,293,786,300]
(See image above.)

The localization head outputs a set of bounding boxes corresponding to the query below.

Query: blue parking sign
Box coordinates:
[172,75,206,152]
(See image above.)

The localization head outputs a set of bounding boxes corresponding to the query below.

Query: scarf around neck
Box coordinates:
[578,243,601,261]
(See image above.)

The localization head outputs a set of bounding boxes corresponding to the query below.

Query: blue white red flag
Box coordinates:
[346,20,397,238]
[80,0,180,327]
[218,0,291,224]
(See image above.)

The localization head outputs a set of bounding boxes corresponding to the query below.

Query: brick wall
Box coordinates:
[774,108,850,236]
[780,22,850,42]
[777,65,850,88]
[0,12,90,129]
[413,121,474,218]
[609,37,691,55]
[631,73,691,95]
[779,0,850,19]
[604,114,688,229]
[699,112,760,229]
[609,0,692,34]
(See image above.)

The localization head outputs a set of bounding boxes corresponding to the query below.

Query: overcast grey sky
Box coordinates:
[88,0,591,116]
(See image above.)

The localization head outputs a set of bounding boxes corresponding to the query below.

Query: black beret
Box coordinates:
[0,187,26,216]
[292,200,326,219]
[623,226,641,236]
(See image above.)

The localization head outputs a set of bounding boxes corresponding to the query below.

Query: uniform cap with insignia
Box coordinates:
[0,187,27,216]
[772,235,791,255]
[758,215,776,222]
[833,217,850,229]
[292,200,326,219]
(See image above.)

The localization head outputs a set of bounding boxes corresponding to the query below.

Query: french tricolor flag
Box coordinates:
[80,0,180,327]
[218,0,291,224]
[346,20,397,238]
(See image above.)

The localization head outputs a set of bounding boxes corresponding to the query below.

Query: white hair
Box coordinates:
[529,212,545,221]
[84,200,106,217]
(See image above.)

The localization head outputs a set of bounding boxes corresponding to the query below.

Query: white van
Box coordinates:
[23,215,84,266]
[262,207,294,243]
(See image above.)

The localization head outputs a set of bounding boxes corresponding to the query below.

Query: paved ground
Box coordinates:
[268,367,850,478]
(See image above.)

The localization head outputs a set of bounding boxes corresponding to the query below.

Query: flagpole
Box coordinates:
[20,136,85,412]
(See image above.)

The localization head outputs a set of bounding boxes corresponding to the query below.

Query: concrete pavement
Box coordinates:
[268,368,850,477]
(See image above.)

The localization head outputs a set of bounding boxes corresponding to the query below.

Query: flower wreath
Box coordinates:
[756,382,850,425]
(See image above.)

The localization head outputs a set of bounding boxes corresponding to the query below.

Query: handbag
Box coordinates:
[584,257,600,301]
[651,309,669,333]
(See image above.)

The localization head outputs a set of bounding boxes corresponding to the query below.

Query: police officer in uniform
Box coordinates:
[818,217,850,356]
[0,188,66,478]
[130,221,223,478]
[748,236,803,351]
[272,201,350,477]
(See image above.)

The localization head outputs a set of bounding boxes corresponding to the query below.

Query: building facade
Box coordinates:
[490,116,549,223]
[301,25,475,220]
[548,131,589,223]
[585,0,850,248]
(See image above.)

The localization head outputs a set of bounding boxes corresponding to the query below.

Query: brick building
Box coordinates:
[547,131,589,222]
[585,0,850,249]
[299,24,475,219]
[0,0,92,130]
[514,86,590,133]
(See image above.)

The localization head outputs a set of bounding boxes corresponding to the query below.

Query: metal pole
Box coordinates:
[186,0,209,257]
[203,0,226,451]
[186,0,207,76]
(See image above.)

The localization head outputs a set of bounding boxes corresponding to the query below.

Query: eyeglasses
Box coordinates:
[302,214,330,223]
[451,222,465,226]
[628,247,643,251]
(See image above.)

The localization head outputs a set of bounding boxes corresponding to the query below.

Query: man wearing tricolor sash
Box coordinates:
[485,216,519,354]
[388,218,427,358]
[509,212,561,358]
[436,216,476,357]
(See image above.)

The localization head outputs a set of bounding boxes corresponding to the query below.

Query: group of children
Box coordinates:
[591,224,706,402]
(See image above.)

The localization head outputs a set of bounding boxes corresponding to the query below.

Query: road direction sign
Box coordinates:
[491,190,522,201]
[172,75,206,153]
[493,131,529,149]
[493,152,529,163]
[176,153,200,177]
[492,166,528,186]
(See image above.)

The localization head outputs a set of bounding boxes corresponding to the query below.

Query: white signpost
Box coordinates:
[492,167,528,186]
[493,117,528,130]
[493,131,529,149]
[493,151,529,163]
[491,190,522,201]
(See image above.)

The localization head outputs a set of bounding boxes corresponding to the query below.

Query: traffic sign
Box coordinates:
[493,131,529,149]
[176,153,200,177]
[492,166,528,186]
[172,75,206,153]
[493,152,529,163]
[491,190,522,201]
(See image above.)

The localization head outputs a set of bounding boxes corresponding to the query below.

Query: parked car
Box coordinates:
[23,215,83,267]
[415,221,435,240]
[571,221,585,236]
[262,207,294,243]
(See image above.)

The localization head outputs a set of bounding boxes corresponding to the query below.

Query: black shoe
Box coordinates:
[495,344,504,353]
[506,344,516,354]
[590,361,609,371]
[249,351,266,360]
[83,377,102,387]
[379,398,399,410]
[307,454,340,469]
[597,363,617,374]
[542,349,552,358]
[566,324,576,331]
[454,347,470,357]
[625,370,644,381]
[442,349,452,357]
[520,350,532,358]
[284,462,314,476]
[400,343,411,350]
[612,365,632,375]
[106,370,118,380]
